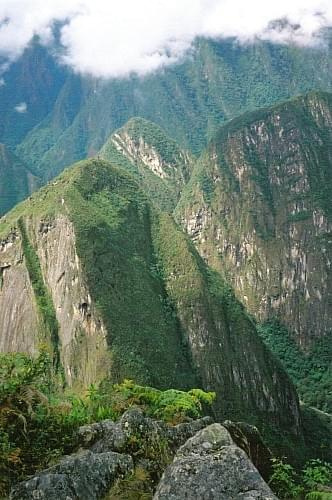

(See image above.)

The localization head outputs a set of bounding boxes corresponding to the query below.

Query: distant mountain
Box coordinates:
[0,36,330,182]
[100,117,194,212]
[0,43,67,148]
[0,144,39,215]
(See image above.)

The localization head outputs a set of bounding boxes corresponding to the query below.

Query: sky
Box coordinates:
[0,0,331,78]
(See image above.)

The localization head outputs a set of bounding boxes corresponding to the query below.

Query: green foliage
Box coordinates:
[102,379,215,424]
[287,211,311,223]
[269,458,304,499]
[269,457,332,500]
[0,351,214,496]
[0,350,76,495]
[0,144,39,216]
[258,321,332,413]
[306,492,332,500]
[302,460,332,491]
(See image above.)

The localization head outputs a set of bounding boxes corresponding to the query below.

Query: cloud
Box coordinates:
[0,77,5,86]
[0,0,331,78]
[14,102,27,112]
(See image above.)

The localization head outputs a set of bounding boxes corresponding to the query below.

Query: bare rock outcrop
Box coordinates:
[154,424,277,500]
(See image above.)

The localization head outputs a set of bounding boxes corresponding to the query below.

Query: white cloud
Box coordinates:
[14,101,27,112]
[0,0,331,78]
[0,77,5,86]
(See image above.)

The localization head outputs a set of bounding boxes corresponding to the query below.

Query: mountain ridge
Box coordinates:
[0,157,301,439]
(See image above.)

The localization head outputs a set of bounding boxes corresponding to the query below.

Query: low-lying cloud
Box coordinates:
[14,102,27,113]
[0,0,331,78]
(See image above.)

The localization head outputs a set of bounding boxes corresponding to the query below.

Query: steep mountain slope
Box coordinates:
[0,144,39,215]
[176,91,332,345]
[0,158,300,434]
[7,35,332,181]
[100,117,194,212]
[0,43,67,148]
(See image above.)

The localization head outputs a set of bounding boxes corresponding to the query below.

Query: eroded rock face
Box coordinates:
[177,92,332,347]
[100,117,194,212]
[154,424,277,500]
[0,230,40,354]
[110,118,192,184]
[28,215,109,387]
[10,450,133,500]
[0,214,109,388]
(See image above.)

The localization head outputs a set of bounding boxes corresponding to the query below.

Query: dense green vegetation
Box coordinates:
[0,351,214,496]
[269,457,332,499]
[258,321,332,413]
[65,160,197,388]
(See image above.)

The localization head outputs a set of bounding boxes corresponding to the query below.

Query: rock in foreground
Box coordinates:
[10,450,133,500]
[154,423,277,500]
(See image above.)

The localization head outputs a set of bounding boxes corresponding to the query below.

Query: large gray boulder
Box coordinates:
[10,450,133,500]
[153,424,278,500]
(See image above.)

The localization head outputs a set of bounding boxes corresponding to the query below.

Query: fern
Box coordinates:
[306,492,332,500]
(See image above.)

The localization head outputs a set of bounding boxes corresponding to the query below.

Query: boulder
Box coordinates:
[78,408,212,454]
[153,424,278,500]
[10,450,133,500]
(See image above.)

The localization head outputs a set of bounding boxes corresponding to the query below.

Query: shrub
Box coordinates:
[269,458,303,499]
[302,459,332,491]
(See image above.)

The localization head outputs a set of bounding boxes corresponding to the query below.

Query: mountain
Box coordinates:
[176,91,332,344]
[0,144,39,215]
[175,91,332,411]
[0,157,301,437]
[0,36,330,184]
[0,43,67,149]
[100,117,194,212]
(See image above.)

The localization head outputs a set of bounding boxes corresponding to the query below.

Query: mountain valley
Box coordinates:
[0,33,332,499]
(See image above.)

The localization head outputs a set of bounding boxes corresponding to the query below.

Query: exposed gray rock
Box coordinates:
[153,424,277,500]
[10,450,133,500]
[10,414,276,500]
[78,408,213,454]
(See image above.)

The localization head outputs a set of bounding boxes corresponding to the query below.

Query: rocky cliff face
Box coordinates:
[0,214,109,388]
[0,158,300,433]
[0,144,39,215]
[100,117,194,212]
[176,91,332,347]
